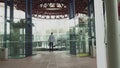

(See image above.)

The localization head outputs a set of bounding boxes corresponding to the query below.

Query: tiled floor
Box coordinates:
[0,51,97,68]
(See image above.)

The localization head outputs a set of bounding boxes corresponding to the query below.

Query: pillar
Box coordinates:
[3,0,8,48]
[94,0,107,68]
[105,0,119,68]
[25,0,33,57]
[88,0,94,55]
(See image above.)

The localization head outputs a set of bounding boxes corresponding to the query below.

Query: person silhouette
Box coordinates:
[48,32,55,51]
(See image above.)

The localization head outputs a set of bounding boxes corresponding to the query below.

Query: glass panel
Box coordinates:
[9,19,25,59]
[0,3,4,48]
[76,18,89,56]
[0,17,4,48]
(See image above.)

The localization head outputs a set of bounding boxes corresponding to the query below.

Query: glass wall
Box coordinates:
[0,16,4,48]
[0,3,4,48]
[8,19,25,58]
[33,33,69,51]
[68,16,89,56]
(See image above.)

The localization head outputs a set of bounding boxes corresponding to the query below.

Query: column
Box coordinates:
[105,0,119,68]
[94,0,107,68]
[3,0,8,48]
[25,0,33,57]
